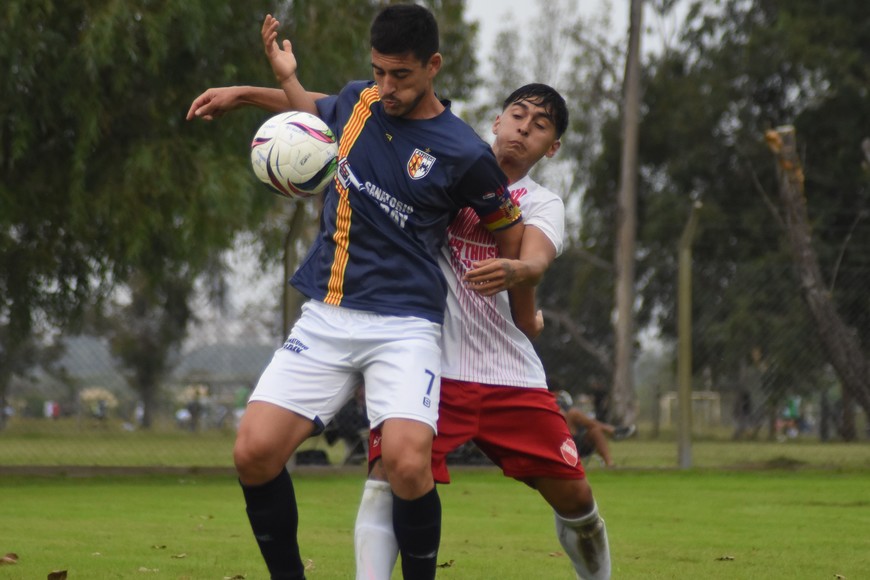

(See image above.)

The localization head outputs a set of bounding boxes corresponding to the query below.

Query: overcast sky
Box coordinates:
[464,0,685,67]
[464,0,631,60]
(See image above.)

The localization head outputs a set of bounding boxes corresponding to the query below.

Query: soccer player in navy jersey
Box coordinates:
[188,5,522,580]
[357,84,611,580]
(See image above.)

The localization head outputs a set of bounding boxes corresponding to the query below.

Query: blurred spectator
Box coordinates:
[732,389,753,440]
[556,390,635,467]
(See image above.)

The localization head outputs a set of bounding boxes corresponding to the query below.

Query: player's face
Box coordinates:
[492,99,561,170]
[371,49,440,118]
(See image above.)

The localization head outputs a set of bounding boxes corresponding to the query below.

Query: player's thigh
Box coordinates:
[359,315,442,431]
[431,379,484,483]
[234,402,315,482]
[250,301,362,431]
[475,387,585,479]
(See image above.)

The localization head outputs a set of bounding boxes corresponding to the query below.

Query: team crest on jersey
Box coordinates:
[560,437,579,466]
[407,148,436,180]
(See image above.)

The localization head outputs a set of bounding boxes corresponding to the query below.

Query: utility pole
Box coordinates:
[613,0,643,424]
[678,201,702,469]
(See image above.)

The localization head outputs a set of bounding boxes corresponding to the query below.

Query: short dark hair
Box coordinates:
[370,3,439,64]
[502,83,569,138]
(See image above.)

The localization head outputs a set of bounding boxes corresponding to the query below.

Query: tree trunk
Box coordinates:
[283,202,310,339]
[839,383,856,441]
[764,126,870,438]
[0,385,8,431]
[612,0,643,425]
[140,379,156,430]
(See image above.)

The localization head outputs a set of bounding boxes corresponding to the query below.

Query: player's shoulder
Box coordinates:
[434,104,491,151]
[345,79,374,92]
[512,175,564,206]
[337,80,377,101]
[431,118,500,182]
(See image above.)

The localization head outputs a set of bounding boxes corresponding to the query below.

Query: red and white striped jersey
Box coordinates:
[439,175,565,387]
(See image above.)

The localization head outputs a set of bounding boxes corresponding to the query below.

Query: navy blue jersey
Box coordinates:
[290,81,521,324]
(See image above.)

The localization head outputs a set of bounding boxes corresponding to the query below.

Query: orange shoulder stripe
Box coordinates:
[324,86,380,305]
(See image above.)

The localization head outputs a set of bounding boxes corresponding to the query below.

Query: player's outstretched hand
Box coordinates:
[464,258,526,296]
[262,14,298,85]
[186,87,245,121]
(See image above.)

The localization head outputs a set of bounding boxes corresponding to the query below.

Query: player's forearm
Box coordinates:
[277,76,320,116]
[240,86,328,113]
[507,255,548,287]
[508,286,542,339]
[233,86,294,112]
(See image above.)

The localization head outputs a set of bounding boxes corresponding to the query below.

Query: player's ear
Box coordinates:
[427,52,443,77]
[492,115,501,135]
[544,139,561,158]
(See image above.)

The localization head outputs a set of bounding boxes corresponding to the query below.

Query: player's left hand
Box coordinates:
[262,14,299,85]
[464,258,524,296]
[186,87,242,121]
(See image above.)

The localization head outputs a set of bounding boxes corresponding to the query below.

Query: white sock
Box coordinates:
[555,502,611,579]
[354,479,399,580]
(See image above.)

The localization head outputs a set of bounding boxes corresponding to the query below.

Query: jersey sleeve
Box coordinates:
[452,151,522,232]
[524,194,566,256]
[315,94,339,127]
[315,81,369,130]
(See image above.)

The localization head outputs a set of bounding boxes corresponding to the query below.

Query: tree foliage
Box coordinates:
[1,0,482,425]
[472,1,627,393]
[577,0,869,424]
[1,0,285,425]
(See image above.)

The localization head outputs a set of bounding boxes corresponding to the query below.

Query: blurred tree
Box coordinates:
[1,0,481,428]
[473,1,629,404]
[580,0,870,435]
[1,0,283,427]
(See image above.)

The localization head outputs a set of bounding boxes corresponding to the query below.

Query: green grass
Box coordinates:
[2,422,870,577]
[0,418,344,467]
[2,469,870,579]
[3,416,870,470]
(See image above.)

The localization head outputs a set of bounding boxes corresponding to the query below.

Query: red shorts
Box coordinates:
[369,379,584,484]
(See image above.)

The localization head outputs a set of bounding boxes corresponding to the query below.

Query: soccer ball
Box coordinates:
[250,111,338,199]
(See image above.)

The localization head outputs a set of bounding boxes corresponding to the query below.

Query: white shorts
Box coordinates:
[250,300,442,433]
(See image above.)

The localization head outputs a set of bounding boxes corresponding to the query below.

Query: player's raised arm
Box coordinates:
[186,86,330,122]
[186,86,291,121]
[262,14,319,116]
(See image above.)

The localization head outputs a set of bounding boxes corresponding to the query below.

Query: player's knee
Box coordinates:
[382,451,431,498]
[233,436,283,484]
[542,478,596,518]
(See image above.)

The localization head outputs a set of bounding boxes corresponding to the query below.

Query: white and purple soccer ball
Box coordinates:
[250,111,338,199]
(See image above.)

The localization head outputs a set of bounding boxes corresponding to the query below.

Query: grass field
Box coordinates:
[2,467,870,579]
[2,426,870,578]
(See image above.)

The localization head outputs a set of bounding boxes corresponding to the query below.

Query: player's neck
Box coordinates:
[405,91,445,120]
[501,161,531,186]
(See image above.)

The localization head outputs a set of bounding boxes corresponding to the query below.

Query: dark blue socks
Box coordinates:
[393,486,442,579]
[241,468,306,580]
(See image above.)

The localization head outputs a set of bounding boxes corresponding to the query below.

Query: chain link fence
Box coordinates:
[2,264,867,468]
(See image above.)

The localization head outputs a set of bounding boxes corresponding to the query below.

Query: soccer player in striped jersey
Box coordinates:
[357,84,611,580]
[189,5,524,579]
